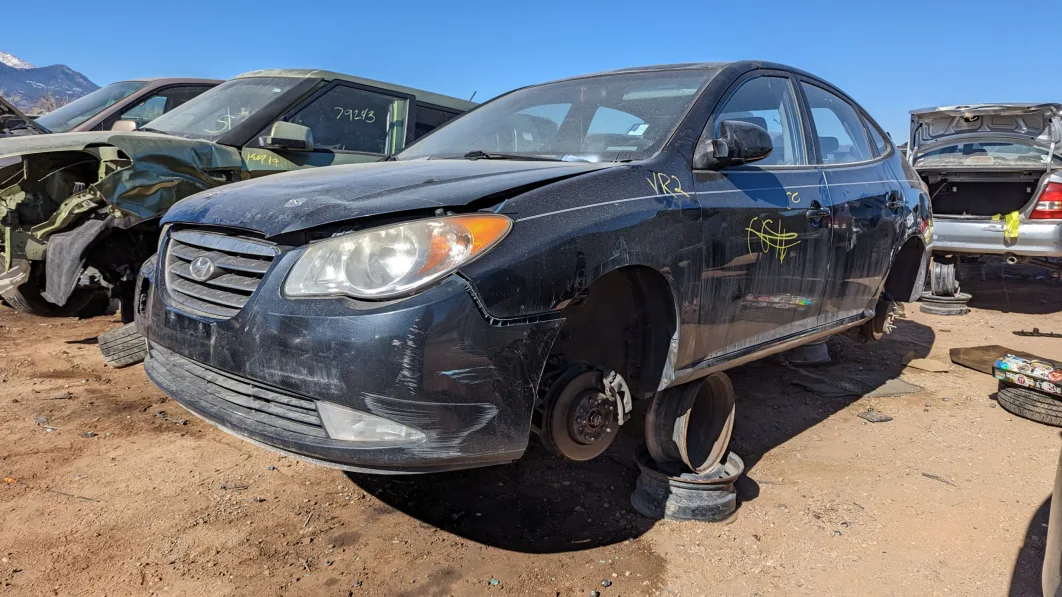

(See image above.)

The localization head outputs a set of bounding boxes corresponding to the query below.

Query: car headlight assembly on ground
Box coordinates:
[284,214,512,300]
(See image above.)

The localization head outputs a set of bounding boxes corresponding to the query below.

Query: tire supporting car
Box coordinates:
[98,322,148,368]
[929,256,960,297]
[645,373,735,473]
[997,383,1062,427]
[630,444,744,522]
[635,372,742,522]
[919,291,972,316]
[0,264,104,317]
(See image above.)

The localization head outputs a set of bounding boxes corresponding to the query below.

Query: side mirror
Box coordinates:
[258,122,314,152]
[693,119,773,170]
[110,119,139,132]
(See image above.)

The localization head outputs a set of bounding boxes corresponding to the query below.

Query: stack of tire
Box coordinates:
[920,256,971,316]
[630,373,744,522]
[994,354,1062,427]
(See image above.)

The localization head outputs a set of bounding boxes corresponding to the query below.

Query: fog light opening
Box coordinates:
[317,401,426,445]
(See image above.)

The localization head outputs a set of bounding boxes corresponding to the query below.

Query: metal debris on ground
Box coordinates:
[81,432,95,438]
[858,408,893,423]
[46,392,73,400]
[601,579,613,587]
[921,472,955,487]
[1014,328,1062,338]
[489,577,500,586]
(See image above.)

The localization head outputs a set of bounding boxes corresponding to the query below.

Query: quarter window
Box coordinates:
[714,76,805,166]
[862,115,891,156]
[287,85,408,154]
[801,83,873,164]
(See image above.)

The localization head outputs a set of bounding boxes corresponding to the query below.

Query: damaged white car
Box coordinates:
[909,103,1062,298]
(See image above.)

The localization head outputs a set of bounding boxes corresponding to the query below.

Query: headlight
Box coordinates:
[284,214,511,299]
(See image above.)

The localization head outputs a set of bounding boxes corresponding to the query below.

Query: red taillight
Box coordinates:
[1031,182,1062,220]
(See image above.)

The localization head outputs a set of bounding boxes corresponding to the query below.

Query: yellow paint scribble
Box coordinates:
[746,217,800,263]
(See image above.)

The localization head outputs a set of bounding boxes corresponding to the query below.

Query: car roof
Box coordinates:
[540,61,826,87]
[117,78,223,85]
[234,69,477,112]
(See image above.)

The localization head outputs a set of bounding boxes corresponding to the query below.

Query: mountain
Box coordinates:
[0,51,98,113]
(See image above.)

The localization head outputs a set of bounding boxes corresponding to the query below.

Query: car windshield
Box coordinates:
[398,69,717,162]
[34,81,146,132]
[915,141,1062,167]
[147,77,299,142]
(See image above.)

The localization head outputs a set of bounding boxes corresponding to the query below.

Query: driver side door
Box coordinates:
[693,72,833,359]
[242,82,412,176]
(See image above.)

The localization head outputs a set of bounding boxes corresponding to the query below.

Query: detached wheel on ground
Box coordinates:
[919,291,971,316]
[997,384,1062,427]
[98,323,147,368]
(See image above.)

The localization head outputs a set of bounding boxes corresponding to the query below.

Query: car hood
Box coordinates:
[163,159,609,237]
[0,95,47,136]
[909,103,1062,154]
[0,130,244,220]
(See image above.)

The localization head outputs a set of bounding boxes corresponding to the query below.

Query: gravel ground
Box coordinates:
[1,269,1060,596]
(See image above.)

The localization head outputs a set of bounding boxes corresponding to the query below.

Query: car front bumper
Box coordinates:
[138,249,563,473]
[931,217,1062,257]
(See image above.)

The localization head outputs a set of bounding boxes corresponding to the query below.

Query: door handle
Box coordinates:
[887,190,905,209]
[806,203,830,220]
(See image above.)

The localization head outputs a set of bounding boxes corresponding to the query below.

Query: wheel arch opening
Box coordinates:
[884,236,928,303]
[547,265,678,399]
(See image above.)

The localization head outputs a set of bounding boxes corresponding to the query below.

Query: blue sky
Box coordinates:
[4,0,1058,141]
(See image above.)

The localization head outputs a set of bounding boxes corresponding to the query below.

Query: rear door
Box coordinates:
[799,80,899,321]
[693,72,833,358]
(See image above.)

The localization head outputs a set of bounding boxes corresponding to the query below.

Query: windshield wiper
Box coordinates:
[137,127,167,135]
[460,150,563,162]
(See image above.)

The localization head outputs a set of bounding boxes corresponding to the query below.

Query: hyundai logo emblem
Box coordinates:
[189,256,216,281]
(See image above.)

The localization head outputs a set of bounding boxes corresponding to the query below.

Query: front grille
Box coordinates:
[164,229,280,319]
[146,343,327,438]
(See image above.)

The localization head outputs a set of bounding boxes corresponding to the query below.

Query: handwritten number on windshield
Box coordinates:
[335,107,376,123]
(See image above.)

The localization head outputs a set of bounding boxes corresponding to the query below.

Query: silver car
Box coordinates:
[908,104,1061,293]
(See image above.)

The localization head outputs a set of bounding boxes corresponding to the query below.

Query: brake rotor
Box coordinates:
[541,369,620,461]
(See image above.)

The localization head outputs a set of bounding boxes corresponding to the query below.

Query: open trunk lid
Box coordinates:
[909,103,1062,158]
[0,95,48,136]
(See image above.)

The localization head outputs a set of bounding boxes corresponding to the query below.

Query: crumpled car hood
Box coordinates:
[162,159,608,237]
[909,103,1062,153]
[0,131,243,218]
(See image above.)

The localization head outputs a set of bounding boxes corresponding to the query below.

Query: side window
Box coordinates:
[287,85,408,154]
[714,76,805,166]
[800,83,873,164]
[862,115,891,156]
[413,104,460,140]
[117,86,213,127]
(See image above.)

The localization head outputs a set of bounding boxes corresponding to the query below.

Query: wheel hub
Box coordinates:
[538,367,625,461]
[568,390,615,445]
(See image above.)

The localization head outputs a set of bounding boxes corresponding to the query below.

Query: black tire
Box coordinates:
[98,323,147,368]
[0,282,97,317]
[919,291,971,316]
[930,257,959,297]
[997,384,1062,427]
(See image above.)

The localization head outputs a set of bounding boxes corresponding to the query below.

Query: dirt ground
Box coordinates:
[2,265,1061,596]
